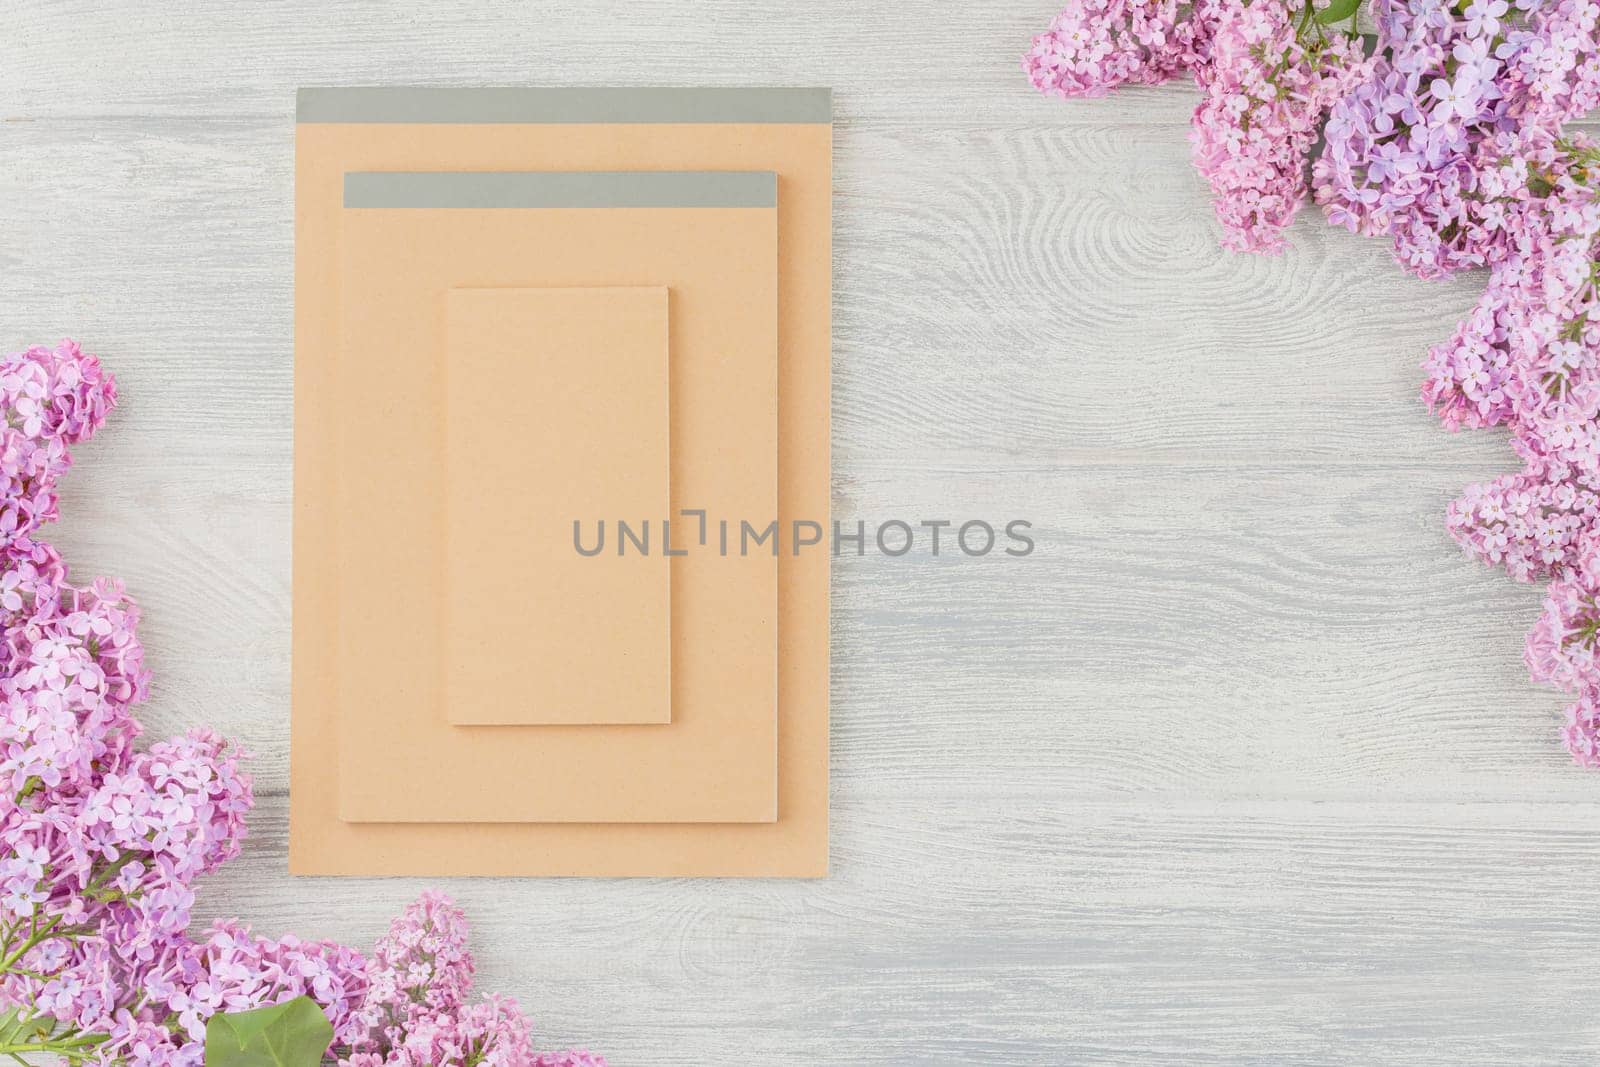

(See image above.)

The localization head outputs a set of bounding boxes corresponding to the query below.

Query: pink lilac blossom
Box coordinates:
[1024,0,1368,251]
[1523,529,1600,691]
[0,340,116,551]
[1028,0,1600,764]
[1189,0,1372,251]
[0,342,603,1065]
[1503,0,1600,125]
[1447,461,1600,579]
[341,894,591,1067]
[1561,687,1600,764]
[1023,0,1218,97]
[1417,134,1600,430]
[1315,0,1525,278]
[1315,0,1600,277]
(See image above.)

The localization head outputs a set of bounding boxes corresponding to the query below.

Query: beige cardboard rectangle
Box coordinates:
[290,89,830,876]
[337,191,776,822]
[445,286,671,726]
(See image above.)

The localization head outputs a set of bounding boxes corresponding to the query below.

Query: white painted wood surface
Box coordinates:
[4,3,1599,1063]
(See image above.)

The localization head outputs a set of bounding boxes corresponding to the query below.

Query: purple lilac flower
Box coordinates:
[0,342,605,1065]
[1561,687,1600,765]
[1027,0,1600,763]
[1023,0,1220,97]
[1189,0,1372,252]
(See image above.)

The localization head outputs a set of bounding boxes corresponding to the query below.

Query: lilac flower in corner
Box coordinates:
[0,340,606,1066]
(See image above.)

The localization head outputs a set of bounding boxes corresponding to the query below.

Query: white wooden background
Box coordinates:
[4,3,1599,1063]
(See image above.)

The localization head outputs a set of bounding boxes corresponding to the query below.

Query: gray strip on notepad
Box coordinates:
[299,86,830,124]
[344,170,777,209]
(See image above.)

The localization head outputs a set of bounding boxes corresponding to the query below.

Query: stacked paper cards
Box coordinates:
[290,87,831,877]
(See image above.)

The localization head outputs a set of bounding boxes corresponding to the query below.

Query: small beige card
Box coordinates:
[444,286,671,726]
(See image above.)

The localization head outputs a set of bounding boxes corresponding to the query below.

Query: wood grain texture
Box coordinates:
[3,2,1599,1063]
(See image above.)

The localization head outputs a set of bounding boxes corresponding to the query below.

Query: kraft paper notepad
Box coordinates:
[291,86,831,877]
[336,171,778,825]
[444,286,671,727]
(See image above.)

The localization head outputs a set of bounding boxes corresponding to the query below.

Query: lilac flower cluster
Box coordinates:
[340,893,603,1067]
[1447,463,1600,580]
[1024,0,1217,97]
[1192,0,1371,252]
[1524,528,1600,764]
[1414,133,1600,431]
[0,341,603,1065]
[0,341,115,551]
[1027,0,1600,764]
[1025,0,1369,251]
[1316,0,1600,277]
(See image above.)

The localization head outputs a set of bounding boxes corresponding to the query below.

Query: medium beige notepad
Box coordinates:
[336,172,777,824]
[444,286,671,726]
[291,87,832,876]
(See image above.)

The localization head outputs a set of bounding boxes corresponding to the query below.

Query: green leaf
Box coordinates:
[1315,0,1362,22]
[204,997,333,1067]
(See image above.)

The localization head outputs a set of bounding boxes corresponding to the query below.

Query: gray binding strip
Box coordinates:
[343,170,777,209]
[299,86,831,124]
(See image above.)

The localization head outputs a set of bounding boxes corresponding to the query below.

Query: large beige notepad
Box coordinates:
[337,172,777,824]
[291,86,831,876]
[445,286,671,726]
